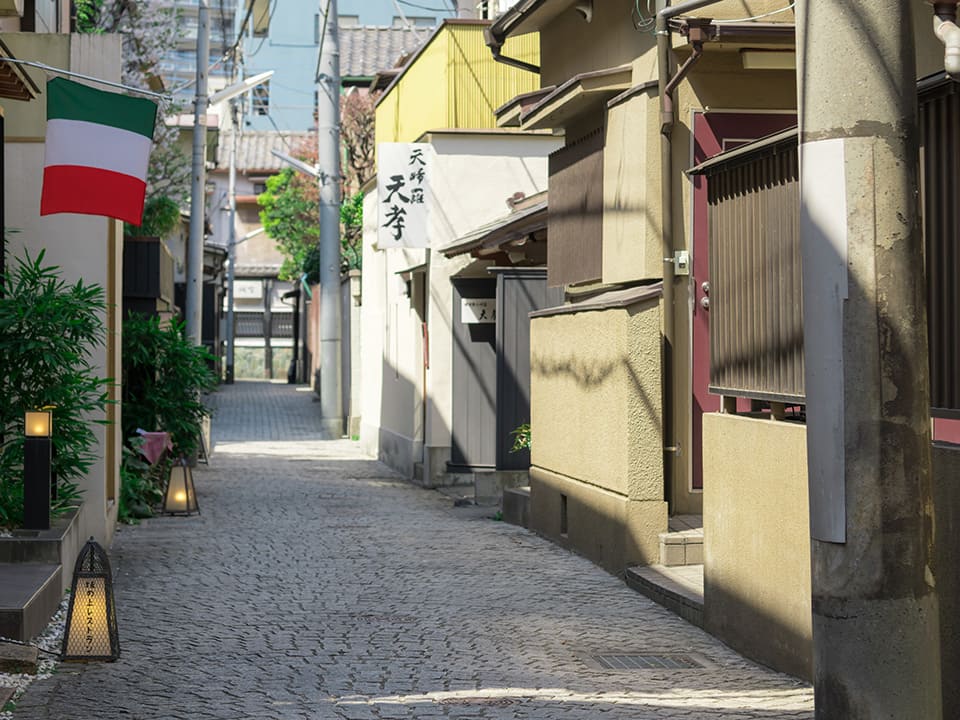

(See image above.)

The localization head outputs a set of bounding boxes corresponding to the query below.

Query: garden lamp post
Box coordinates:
[162,457,199,515]
[23,409,52,531]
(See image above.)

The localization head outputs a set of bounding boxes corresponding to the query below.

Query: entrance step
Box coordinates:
[625,564,704,628]
[0,563,62,642]
[502,486,530,528]
[659,514,703,566]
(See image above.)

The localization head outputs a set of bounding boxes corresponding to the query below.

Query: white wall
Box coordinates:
[359,132,560,479]
[3,33,124,546]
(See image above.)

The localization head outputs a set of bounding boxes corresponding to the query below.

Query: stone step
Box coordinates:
[0,686,14,710]
[502,486,530,528]
[0,640,39,674]
[659,530,703,566]
[0,563,62,642]
[625,564,704,628]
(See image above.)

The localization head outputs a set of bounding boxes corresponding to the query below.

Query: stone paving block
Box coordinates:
[8,382,814,720]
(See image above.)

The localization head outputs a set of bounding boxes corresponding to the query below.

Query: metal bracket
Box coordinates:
[664,250,690,275]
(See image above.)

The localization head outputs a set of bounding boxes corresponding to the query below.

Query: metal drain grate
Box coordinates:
[592,653,703,670]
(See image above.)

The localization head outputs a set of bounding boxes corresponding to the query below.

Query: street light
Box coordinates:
[184,43,274,346]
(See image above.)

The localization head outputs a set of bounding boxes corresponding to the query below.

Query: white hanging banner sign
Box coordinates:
[377,143,433,249]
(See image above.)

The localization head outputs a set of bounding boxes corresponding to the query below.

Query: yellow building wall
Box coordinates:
[376,23,540,146]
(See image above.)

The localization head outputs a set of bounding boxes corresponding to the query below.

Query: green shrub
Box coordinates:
[510,423,531,453]
[118,437,165,524]
[0,250,109,528]
[121,313,216,456]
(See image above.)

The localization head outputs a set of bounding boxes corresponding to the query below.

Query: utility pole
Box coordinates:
[796,2,941,718]
[224,100,239,383]
[186,0,210,346]
[317,0,343,437]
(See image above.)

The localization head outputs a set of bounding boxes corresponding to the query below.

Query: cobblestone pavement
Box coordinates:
[14,382,814,719]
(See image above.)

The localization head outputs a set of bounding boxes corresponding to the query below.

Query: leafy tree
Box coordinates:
[259,91,377,278]
[259,165,320,281]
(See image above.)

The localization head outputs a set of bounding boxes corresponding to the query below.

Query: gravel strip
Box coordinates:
[0,595,68,717]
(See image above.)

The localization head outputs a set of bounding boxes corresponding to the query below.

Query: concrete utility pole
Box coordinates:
[796,2,942,718]
[186,0,211,346]
[317,0,344,436]
[224,101,239,384]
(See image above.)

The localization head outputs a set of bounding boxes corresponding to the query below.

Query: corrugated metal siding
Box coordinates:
[547,128,604,287]
[707,149,804,402]
[375,25,540,144]
[447,26,540,130]
[920,82,960,416]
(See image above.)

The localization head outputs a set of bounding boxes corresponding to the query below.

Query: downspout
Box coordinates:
[484,26,541,74]
[656,0,721,503]
[932,1,960,78]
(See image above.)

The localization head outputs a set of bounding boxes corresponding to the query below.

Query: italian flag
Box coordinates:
[41,78,158,226]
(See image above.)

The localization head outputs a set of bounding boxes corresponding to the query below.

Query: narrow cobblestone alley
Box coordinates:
[13,382,814,719]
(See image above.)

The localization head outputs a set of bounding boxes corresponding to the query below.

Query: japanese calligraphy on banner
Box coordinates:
[377,143,433,248]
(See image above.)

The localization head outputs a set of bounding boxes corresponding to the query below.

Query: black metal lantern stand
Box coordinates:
[162,457,200,515]
[61,537,120,662]
[23,410,52,530]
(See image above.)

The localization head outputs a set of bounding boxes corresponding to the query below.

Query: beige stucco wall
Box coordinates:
[3,33,123,548]
[531,300,663,499]
[529,297,666,569]
[702,412,811,679]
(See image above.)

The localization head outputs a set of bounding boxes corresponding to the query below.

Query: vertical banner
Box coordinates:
[377,143,433,248]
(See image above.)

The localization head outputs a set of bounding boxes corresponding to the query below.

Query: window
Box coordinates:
[252,81,269,116]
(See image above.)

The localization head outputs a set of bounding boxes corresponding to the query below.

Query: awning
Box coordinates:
[494,86,556,127]
[0,38,39,101]
[686,126,797,177]
[530,282,663,319]
[520,64,632,130]
[442,194,547,259]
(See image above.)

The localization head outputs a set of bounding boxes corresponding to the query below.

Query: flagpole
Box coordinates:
[185,0,211,347]
[0,57,165,100]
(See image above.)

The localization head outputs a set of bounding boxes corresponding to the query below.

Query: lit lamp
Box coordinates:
[61,537,120,662]
[162,458,199,515]
[23,409,52,530]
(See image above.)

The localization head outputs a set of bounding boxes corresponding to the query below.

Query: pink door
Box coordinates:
[691,112,797,490]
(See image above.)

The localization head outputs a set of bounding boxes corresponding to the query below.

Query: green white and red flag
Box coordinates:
[41,77,158,225]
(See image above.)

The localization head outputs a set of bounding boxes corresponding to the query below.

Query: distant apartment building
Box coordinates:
[239,0,457,132]
[157,0,239,104]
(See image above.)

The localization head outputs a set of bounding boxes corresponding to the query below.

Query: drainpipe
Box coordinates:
[484,26,541,74]
[657,0,721,503]
[933,1,960,78]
